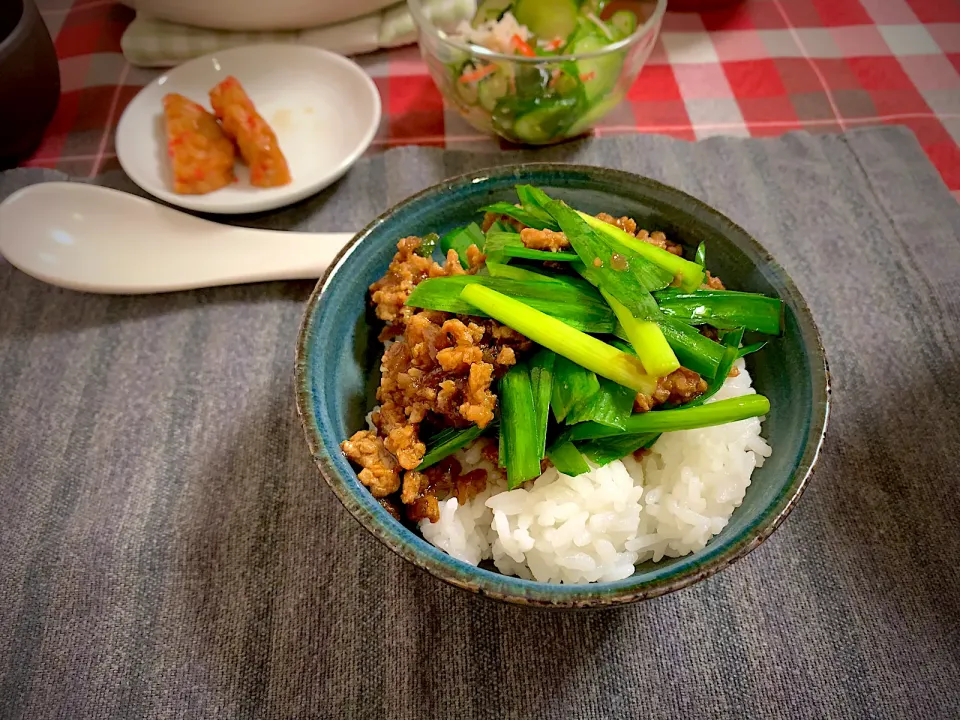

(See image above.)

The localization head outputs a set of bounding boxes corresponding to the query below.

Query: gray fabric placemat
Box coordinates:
[1,128,959,719]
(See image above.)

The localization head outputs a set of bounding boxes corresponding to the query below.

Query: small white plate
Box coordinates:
[116,44,381,214]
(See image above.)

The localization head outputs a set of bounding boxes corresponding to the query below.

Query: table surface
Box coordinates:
[24,0,960,201]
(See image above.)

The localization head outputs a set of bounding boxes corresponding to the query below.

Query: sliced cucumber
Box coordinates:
[472,0,513,27]
[609,9,638,40]
[565,91,623,137]
[513,63,552,100]
[455,66,480,106]
[512,97,578,144]
[513,0,579,42]
[478,71,509,112]
[551,64,582,96]
[562,17,600,53]
[581,0,609,14]
[571,34,624,103]
[491,102,518,137]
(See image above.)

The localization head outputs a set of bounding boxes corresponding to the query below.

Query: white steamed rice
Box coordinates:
[419,357,772,583]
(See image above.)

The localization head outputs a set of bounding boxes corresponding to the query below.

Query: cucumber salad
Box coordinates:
[443,1,650,144]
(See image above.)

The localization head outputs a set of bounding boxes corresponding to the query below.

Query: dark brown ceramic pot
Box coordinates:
[0,0,61,169]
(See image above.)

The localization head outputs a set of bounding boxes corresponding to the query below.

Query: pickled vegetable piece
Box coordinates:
[162,93,236,195]
[209,76,291,188]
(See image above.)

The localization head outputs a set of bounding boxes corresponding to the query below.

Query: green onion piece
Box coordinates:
[486,260,597,294]
[738,341,767,358]
[695,242,706,267]
[652,315,725,379]
[551,355,601,423]
[484,231,579,264]
[517,184,674,297]
[565,376,636,429]
[406,275,616,333]
[486,261,560,283]
[488,219,511,234]
[439,223,485,268]
[460,284,658,395]
[498,418,506,469]
[529,350,556,457]
[654,289,784,336]
[546,199,674,300]
[577,432,660,467]
[480,202,560,231]
[515,185,560,225]
[565,395,771,442]
[485,262,595,295]
[504,246,580,262]
[602,288,680,377]
[546,441,591,477]
[416,425,485,471]
[416,232,440,258]
[514,183,553,209]
[573,261,660,323]
[500,364,543,489]
[681,329,744,409]
[577,211,706,291]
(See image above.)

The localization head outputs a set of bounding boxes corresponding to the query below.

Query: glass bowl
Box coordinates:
[407,0,667,145]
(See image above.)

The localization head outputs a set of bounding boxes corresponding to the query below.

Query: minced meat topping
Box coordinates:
[595,213,638,236]
[341,236,529,523]
[596,213,685,257]
[343,217,721,522]
[340,430,400,498]
[633,368,708,413]
[520,227,571,252]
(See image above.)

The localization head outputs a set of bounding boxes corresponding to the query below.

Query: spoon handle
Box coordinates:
[190,227,355,286]
[0,182,359,294]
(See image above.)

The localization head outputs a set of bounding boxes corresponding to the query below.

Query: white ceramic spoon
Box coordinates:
[0,182,355,294]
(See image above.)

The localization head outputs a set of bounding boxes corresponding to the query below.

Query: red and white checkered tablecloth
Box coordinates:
[24,0,960,201]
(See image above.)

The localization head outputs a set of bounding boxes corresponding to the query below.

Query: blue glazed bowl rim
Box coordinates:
[294,163,831,609]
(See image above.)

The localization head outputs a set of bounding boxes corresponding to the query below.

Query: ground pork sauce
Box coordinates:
[341,214,719,524]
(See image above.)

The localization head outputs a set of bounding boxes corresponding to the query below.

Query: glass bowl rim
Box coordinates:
[406,0,668,63]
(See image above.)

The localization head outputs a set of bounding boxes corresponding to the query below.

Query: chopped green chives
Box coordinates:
[500,364,543,489]
[738,341,767,358]
[564,376,636,430]
[680,328,743,409]
[654,289,784,336]
[480,202,559,231]
[546,441,591,477]
[485,261,562,284]
[416,425,485,471]
[578,211,705,291]
[551,355,601,423]
[546,200,673,301]
[406,275,616,333]
[439,223,485,268]
[564,395,771,442]
[650,316,725,379]
[577,432,661,467]
[529,350,556,458]
[483,231,579,263]
[602,289,680,378]
[460,284,658,396]
[695,241,707,267]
